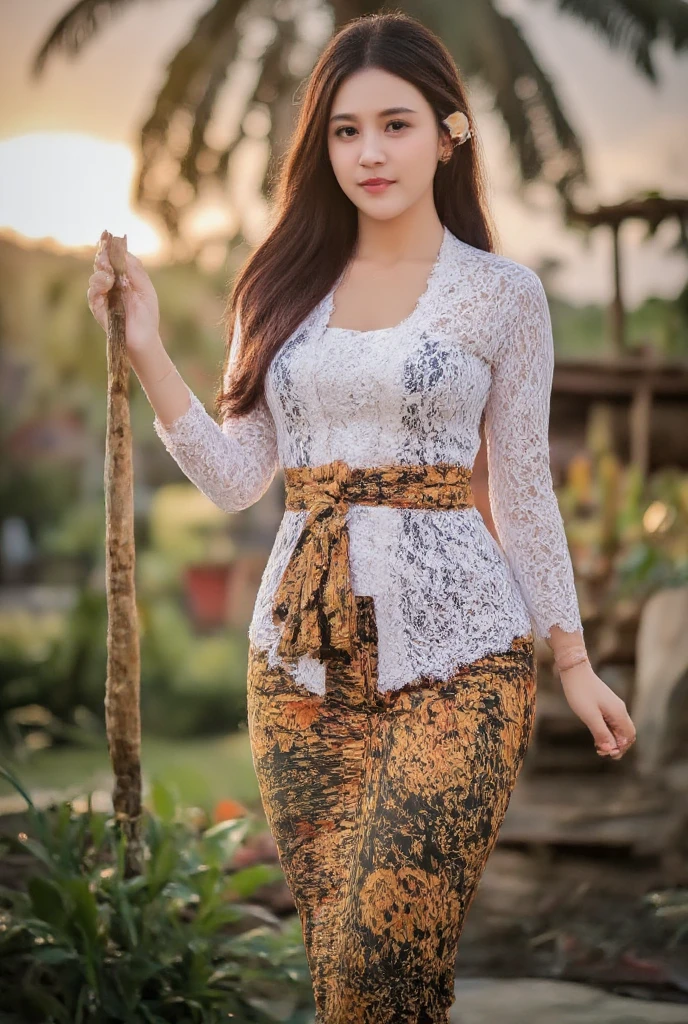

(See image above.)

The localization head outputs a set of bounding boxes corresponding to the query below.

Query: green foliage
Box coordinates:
[0,586,250,755]
[547,289,688,360]
[136,596,250,740]
[560,438,688,630]
[613,467,688,599]
[0,763,314,1023]
[0,458,82,548]
[0,589,109,751]
[645,888,688,949]
[0,732,261,819]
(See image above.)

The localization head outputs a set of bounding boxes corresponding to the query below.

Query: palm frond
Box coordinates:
[546,0,688,81]
[31,0,166,79]
[134,0,245,242]
[439,1,589,198]
[32,0,678,242]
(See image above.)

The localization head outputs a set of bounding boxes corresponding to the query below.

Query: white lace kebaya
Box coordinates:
[153,224,584,695]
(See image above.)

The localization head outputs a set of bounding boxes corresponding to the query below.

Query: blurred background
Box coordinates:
[1,2,687,1022]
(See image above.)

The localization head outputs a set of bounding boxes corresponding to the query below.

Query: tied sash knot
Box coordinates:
[271,459,474,664]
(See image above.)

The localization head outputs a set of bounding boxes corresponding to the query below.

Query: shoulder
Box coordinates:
[446,230,545,304]
[442,232,548,360]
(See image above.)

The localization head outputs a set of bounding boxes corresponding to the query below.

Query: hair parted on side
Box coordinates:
[216,10,498,421]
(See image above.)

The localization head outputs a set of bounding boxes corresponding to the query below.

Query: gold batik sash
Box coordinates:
[271,459,474,664]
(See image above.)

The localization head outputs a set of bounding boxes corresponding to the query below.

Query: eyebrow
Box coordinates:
[329,106,418,123]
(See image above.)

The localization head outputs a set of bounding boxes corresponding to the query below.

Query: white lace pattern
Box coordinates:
[153,225,583,694]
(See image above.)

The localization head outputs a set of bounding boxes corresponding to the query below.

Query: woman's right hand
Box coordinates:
[87,230,161,354]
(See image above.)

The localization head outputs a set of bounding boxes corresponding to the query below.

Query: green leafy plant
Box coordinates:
[645,888,688,948]
[0,763,314,1023]
[0,589,251,756]
[613,467,688,600]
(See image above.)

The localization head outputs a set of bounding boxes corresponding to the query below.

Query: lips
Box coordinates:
[359,178,396,194]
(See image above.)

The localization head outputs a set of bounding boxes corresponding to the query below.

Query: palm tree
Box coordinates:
[30,0,688,254]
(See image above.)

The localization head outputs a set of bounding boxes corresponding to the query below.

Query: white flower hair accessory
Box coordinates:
[441,110,472,145]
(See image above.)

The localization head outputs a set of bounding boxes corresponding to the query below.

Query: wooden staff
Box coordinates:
[103,232,142,877]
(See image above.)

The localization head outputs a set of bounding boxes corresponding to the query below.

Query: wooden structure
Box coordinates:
[552,354,688,476]
[563,194,688,357]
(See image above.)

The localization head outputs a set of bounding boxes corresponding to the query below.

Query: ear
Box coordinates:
[437,126,451,163]
[437,139,452,164]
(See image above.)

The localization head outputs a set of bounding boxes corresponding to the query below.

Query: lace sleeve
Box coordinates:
[483,268,583,640]
[152,312,279,513]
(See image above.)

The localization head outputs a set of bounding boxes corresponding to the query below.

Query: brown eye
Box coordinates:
[334,120,409,139]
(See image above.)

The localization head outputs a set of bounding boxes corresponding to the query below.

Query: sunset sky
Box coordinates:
[1,0,687,305]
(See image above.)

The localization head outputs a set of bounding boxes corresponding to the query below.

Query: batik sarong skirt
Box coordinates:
[247,595,536,1024]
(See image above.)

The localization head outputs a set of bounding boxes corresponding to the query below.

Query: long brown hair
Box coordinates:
[217,10,498,420]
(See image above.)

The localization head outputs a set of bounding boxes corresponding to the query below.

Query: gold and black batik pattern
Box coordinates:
[248,593,536,1024]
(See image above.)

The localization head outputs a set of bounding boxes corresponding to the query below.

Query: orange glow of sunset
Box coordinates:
[0,131,162,255]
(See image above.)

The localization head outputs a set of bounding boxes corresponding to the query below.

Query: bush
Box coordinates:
[137,597,250,739]
[0,764,314,1023]
[0,589,251,754]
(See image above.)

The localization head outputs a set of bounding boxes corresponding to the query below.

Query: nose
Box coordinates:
[358,131,387,167]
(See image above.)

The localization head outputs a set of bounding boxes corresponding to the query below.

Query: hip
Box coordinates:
[246,595,537,872]
[247,594,537,756]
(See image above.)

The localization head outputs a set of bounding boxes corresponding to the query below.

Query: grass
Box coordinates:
[0,729,262,818]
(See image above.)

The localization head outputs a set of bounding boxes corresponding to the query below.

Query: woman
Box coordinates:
[88,11,636,1023]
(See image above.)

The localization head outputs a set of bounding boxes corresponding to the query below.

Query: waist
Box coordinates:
[272,460,476,666]
[283,458,474,512]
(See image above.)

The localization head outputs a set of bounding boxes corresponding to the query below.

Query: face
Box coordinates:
[327,67,448,220]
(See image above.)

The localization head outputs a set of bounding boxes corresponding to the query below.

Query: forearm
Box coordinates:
[130,336,191,429]
[546,623,589,673]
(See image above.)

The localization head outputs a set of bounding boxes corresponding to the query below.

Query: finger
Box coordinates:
[87,284,110,307]
[95,252,112,272]
[86,291,106,323]
[125,252,146,276]
[90,270,114,290]
[121,255,146,291]
[86,290,105,315]
[612,726,635,752]
[604,703,635,751]
[588,713,619,756]
[87,279,111,302]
